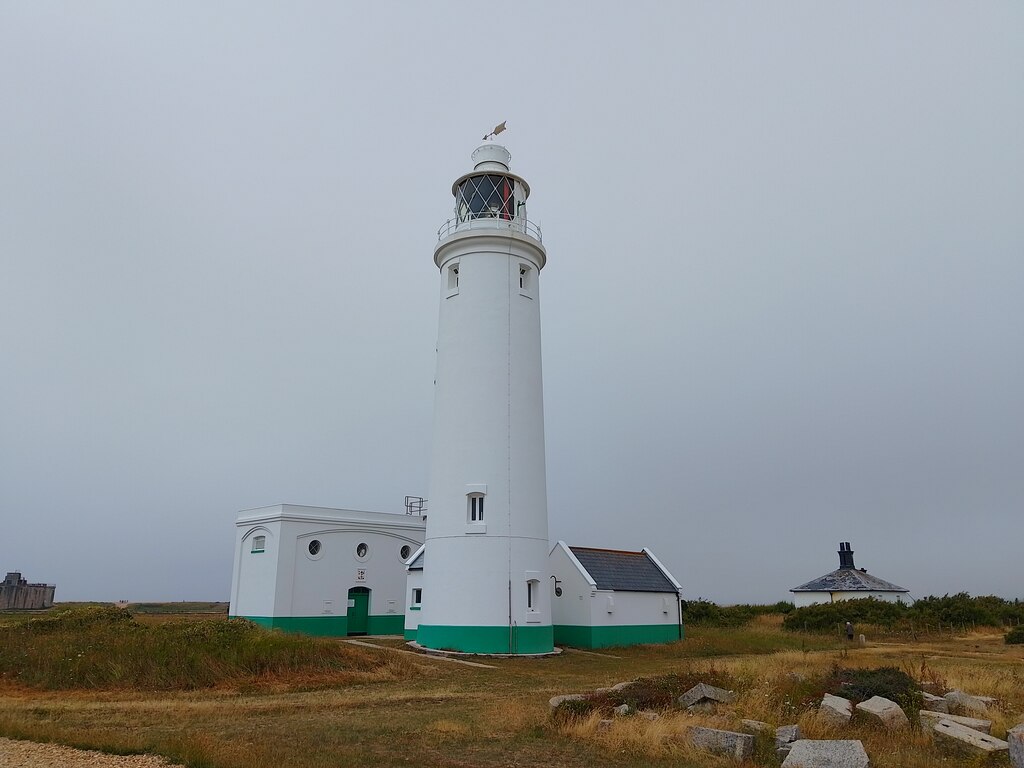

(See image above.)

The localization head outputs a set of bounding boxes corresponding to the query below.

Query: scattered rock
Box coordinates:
[919,710,992,734]
[855,695,909,730]
[639,710,660,721]
[609,681,633,691]
[549,693,586,710]
[921,692,948,713]
[858,634,866,646]
[775,725,800,761]
[818,693,854,726]
[932,718,1008,755]
[596,719,613,732]
[781,739,870,768]
[678,682,736,711]
[740,719,772,735]
[776,724,800,747]
[612,704,631,716]
[944,689,992,715]
[593,687,611,694]
[688,726,755,761]
[1008,723,1024,768]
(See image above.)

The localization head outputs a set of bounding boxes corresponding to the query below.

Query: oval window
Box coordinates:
[400,545,411,560]
[308,540,322,556]
[356,542,368,558]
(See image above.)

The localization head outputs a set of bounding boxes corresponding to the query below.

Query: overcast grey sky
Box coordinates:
[2,3,1021,604]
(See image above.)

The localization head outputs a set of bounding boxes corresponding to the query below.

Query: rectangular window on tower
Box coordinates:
[446,263,460,298]
[251,535,266,554]
[469,494,484,523]
[519,264,533,298]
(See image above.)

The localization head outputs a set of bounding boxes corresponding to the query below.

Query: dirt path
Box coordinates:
[0,738,172,767]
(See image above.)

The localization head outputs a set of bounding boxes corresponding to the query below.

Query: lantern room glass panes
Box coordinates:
[456,174,516,221]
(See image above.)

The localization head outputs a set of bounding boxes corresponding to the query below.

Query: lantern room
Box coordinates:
[449,144,531,225]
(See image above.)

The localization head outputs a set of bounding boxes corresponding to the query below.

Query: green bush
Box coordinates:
[828,666,923,719]
[1006,626,1024,645]
[783,593,1024,633]
[681,599,794,627]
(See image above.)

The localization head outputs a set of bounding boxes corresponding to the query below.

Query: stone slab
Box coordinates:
[740,719,772,734]
[781,739,870,768]
[1008,723,1024,768]
[932,718,1008,754]
[549,693,586,710]
[944,689,991,715]
[596,719,613,732]
[678,682,736,710]
[919,710,991,734]
[921,692,948,713]
[612,704,631,716]
[688,726,755,761]
[819,693,854,726]
[856,695,909,730]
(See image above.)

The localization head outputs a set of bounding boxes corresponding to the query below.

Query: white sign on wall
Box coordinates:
[356,569,366,581]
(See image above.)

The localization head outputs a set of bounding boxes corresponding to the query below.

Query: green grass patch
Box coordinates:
[0,605,415,690]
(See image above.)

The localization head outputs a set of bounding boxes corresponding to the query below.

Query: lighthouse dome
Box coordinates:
[472,143,511,171]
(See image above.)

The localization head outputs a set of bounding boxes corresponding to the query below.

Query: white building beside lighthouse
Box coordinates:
[412,143,554,655]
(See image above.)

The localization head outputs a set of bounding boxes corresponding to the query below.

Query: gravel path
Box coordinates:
[0,738,173,767]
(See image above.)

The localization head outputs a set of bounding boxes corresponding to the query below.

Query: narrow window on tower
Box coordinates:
[251,535,266,554]
[468,493,484,523]
[518,264,532,298]
[445,263,460,298]
[411,588,422,607]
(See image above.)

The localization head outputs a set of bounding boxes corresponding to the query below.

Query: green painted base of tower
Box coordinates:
[416,624,554,654]
[553,623,684,649]
[231,615,405,638]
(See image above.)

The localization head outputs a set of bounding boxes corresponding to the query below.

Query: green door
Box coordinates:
[347,587,370,636]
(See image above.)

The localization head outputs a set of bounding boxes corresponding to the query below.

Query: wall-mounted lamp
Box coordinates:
[550,575,562,597]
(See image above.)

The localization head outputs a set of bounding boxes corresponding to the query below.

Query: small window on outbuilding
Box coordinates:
[412,588,422,606]
[251,535,266,553]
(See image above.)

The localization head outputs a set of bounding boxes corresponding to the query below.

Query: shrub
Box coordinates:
[681,599,794,627]
[1006,626,1024,645]
[831,666,923,718]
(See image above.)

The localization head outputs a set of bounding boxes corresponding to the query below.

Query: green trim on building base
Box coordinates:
[553,623,684,649]
[417,624,553,654]
[231,614,406,638]
[404,628,417,641]
[366,615,405,635]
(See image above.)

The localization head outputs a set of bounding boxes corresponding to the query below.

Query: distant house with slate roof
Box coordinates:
[548,542,683,649]
[790,542,911,608]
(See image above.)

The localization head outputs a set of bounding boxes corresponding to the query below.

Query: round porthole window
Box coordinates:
[308,540,322,556]
[400,545,411,560]
[355,542,369,560]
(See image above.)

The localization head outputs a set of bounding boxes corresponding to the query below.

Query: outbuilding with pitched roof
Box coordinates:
[790,542,911,608]
[548,542,684,649]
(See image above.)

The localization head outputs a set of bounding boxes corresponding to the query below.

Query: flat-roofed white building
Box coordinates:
[229,504,424,636]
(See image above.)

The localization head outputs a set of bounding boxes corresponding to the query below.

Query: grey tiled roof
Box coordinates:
[407,549,424,570]
[569,547,677,593]
[791,568,907,593]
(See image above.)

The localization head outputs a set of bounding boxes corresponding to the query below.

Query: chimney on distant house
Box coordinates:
[838,542,856,569]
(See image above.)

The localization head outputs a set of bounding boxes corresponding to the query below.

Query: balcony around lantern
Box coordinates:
[436,213,543,243]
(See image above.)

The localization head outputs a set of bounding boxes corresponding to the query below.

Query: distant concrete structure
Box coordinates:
[0,572,56,610]
[790,542,910,608]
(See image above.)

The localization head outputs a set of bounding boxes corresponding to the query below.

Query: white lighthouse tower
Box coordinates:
[416,142,553,654]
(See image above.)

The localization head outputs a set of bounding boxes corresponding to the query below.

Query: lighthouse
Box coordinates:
[415,142,554,654]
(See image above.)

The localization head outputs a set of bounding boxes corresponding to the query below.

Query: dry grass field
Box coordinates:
[1,611,1021,767]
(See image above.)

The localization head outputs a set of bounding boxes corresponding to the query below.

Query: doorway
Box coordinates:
[347,587,370,636]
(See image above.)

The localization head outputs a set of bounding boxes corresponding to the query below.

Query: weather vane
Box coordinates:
[482,120,507,141]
